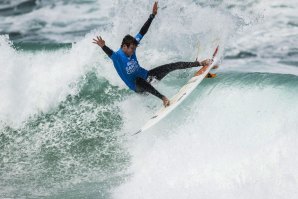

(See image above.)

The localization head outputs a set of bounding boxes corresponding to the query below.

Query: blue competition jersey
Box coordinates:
[109,33,148,91]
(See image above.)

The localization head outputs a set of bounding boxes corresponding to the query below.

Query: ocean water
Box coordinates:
[0,0,298,198]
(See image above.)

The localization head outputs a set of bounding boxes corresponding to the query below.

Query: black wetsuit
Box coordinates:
[101,14,202,100]
[136,61,201,99]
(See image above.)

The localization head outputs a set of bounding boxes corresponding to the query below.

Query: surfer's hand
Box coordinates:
[92,36,105,47]
[162,96,170,107]
[152,1,158,15]
[200,59,212,66]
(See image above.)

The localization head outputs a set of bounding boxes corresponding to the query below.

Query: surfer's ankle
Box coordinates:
[162,96,170,107]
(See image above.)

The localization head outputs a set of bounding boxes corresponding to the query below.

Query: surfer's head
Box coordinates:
[121,34,138,56]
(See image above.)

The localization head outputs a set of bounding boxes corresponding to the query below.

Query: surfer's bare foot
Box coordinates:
[162,96,170,107]
[200,59,212,66]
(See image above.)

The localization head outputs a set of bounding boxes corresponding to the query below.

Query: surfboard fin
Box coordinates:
[205,73,217,78]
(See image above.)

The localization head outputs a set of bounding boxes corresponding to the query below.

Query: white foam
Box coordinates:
[114,79,298,199]
[0,34,107,126]
[0,0,236,126]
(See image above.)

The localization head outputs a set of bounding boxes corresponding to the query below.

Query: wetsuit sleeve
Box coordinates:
[135,14,155,43]
[101,45,114,57]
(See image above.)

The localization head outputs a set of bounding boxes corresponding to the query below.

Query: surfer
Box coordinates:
[93,2,215,107]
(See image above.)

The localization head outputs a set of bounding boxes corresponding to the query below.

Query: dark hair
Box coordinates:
[121,34,138,48]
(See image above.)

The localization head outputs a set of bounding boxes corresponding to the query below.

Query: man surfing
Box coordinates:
[93,2,215,107]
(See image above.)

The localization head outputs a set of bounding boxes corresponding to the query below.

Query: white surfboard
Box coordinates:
[133,46,219,135]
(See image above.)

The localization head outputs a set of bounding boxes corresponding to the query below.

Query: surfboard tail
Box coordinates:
[194,45,220,77]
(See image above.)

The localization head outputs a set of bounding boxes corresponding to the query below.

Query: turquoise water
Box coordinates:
[1,0,298,198]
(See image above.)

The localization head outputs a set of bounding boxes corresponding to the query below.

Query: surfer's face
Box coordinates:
[122,44,136,56]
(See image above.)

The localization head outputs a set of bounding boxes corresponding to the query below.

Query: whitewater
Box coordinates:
[0,0,298,198]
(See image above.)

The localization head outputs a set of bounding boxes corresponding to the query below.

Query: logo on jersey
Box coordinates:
[135,37,141,42]
[126,59,139,74]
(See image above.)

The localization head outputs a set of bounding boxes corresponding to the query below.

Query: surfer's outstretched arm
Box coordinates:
[92,36,114,57]
[135,2,158,42]
[101,45,113,57]
[139,14,155,37]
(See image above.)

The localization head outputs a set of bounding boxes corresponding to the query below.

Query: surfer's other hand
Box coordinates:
[152,1,158,15]
[162,96,170,107]
[92,36,105,47]
[200,59,212,66]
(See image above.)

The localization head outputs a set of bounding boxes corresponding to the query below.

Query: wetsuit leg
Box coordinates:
[148,61,200,81]
[135,77,164,100]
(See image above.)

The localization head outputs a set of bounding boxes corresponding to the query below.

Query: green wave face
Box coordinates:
[0,72,131,198]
